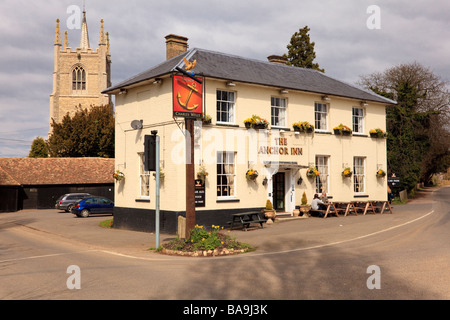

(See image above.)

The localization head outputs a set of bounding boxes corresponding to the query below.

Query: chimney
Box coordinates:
[165,34,188,60]
[267,55,288,65]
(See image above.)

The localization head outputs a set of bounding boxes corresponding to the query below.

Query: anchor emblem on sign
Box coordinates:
[177,82,199,111]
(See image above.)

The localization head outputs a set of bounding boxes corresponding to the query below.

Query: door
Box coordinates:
[273,172,285,212]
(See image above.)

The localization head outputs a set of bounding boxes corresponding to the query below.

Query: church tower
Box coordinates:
[49,10,112,129]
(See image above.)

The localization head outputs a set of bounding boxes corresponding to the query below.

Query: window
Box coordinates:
[352,107,365,134]
[315,156,329,194]
[271,97,287,127]
[139,153,151,198]
[315,103,328,131]
[353,157,365,193]
[72,66,86,91]
[217,152,236,198]
[216,90,235,123]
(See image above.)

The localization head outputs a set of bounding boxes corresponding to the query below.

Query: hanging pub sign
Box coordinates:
[173,75,203,119]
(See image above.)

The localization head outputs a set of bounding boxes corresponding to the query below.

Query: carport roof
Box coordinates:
[0,158,115,186]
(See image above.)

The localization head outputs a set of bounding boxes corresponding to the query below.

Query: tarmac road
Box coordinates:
[0,186,448,300]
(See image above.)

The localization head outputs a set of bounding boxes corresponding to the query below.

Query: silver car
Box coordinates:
[55,193,92,212]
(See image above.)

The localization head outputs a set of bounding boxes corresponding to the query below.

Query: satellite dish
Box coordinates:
[131,120,143,130]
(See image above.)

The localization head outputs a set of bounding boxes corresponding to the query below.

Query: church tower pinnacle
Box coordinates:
[80,10,90,50]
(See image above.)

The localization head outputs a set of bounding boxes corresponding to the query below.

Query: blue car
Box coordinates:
[71,196,114,218]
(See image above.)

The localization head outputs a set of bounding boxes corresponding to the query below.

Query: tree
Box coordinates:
[47,105,115,158]
[284,26,325,72]
[29,136,49,158]
[359,62,450,190]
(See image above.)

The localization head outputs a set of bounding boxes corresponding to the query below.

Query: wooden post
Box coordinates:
[185,118,196,238]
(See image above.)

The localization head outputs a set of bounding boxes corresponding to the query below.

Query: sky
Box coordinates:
[0,0,449,157]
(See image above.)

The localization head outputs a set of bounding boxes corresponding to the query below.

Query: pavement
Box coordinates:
[0,186,443,259]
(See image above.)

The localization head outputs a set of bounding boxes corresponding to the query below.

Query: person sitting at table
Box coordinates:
[321,192,329,203]
[312,194,327,211]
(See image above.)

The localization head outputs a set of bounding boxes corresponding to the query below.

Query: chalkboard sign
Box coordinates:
[195,179,205,208]
[388,177,402,188]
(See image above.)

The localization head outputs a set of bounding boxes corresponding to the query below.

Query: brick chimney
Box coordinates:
[267,55,288,65]
[165,34,188,60]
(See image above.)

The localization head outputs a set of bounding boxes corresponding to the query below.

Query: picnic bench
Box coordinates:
[310,203,339,218]
[228,212,267,231]
[371,201,393,214]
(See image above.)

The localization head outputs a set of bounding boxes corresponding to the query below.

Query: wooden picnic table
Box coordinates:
[228,212,267,231]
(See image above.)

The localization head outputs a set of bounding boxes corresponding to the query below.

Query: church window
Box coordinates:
[72,66,86,91]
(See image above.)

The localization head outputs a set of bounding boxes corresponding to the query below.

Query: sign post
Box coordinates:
[172,68,203,239]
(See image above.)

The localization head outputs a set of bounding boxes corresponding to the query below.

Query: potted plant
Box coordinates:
[342,167,353,178]
[263,199,276,222]
[333,124,352,135]
[197,165,209,181]
[306,166,320,178]
[299,192,311,215]
[153,167,165,182]
[370,128,387,138]
[113,170,124,181]
[376,169,386,178]
[293,121,314,133]
[244,118,254,129]
[246,169,259,181]
[202,113,212,125]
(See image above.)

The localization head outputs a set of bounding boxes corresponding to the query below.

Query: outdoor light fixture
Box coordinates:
[119,89,128,95]
[226,81,236,87]
[280,89,289,94]
[322,95,330,101]
[153,78,163,85]
[360,101,368,107]
[297,177,303,185]
[262,177,268,186]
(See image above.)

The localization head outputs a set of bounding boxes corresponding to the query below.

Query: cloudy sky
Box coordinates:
[0,0,449,157]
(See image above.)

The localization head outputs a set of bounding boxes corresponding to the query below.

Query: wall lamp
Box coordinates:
[153,78,163,85]
[360,101,368,107]
[262,177,268,186]
[119,89,128,95]
[226,81,236,87]
[297,177,303,185]
[280,89,289,94]
[322,95,331,101]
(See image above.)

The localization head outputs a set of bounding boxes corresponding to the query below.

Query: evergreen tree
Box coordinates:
[28,136,49,158]
[284,26,325,72]
[47,105,115,158]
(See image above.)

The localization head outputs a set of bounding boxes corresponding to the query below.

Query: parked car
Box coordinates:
[55,193,92,212]
[71,196,114,218]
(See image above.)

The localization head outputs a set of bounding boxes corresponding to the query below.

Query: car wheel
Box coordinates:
[67,205,73,212]
[80,209,90,218]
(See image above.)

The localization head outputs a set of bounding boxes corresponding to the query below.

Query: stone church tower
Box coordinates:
[50,11,111,128]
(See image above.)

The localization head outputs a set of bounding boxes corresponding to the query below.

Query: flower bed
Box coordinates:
[158,225,254,257]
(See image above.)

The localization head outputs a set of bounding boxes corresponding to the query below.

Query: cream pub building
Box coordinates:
[103,35,396,234]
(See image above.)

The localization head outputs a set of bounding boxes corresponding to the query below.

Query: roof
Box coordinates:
[103,48,396,105]
[0,158,115,186]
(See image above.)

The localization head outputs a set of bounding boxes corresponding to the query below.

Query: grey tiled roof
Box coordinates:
[103,48,396,104]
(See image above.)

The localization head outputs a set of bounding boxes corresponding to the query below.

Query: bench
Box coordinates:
[352,201,376,215]
[228,212,267,231]
[310,203,339,218]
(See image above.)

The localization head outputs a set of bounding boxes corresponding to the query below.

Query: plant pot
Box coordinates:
[245,122,252,129]
[342,131,352,136]
[293,209,300,217]
[254,124,267,130]
[300,205,311,214]
[264,209,276,222]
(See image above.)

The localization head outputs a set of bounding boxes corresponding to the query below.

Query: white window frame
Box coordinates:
[353,157,366,194]
[271,97,287,128]
[315,155,330,194]
[352,107,365,134]
[138,153,151,199]
[315,102,328,131]
[216,151,236,199]
[216,90,236,124]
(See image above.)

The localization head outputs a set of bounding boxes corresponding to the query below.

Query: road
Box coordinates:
[0,187,449,301]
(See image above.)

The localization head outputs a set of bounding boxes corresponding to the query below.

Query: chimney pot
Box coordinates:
[165,34,188,60]
[267,55,288,65]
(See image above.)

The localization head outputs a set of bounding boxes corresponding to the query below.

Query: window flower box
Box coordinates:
[293,121,314,133]
[244,115,268,129]
[202,113,212,125]
[369,128,387,138]
[333,124,352,135]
